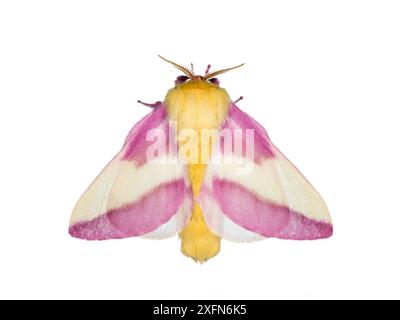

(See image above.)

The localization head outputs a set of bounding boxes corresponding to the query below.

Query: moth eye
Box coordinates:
[208,77,220,86]
[175,75,190,85]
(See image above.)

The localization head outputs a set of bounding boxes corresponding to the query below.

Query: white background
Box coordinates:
[1,1,399,299]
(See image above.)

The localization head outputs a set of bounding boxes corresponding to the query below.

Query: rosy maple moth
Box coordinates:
[69,55,333,263]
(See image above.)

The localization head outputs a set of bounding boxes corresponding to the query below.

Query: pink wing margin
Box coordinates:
[69,106,192,240]
[199,103,333,242]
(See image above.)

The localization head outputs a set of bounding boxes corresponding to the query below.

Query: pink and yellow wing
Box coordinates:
[69,106,192,240]
[200,103,333,242]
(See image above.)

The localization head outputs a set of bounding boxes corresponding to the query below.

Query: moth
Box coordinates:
[69,55,333,262]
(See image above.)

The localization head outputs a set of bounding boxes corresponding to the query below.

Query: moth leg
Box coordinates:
[137,100,163,108]
[233,96,244,104]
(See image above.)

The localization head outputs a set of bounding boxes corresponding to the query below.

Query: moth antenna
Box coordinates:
[203,63,245,80]
[234,96,244,104]
[205,64,211,75]
[137,100,163,108]
[158,55,194,79]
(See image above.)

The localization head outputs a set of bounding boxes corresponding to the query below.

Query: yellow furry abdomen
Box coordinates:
[165,80,230,262]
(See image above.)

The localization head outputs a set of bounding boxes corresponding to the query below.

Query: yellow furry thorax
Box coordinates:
[164,80,231,262]
[165,80,230,132]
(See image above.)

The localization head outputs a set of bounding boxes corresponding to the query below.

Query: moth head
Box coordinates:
[158,55,244,87]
